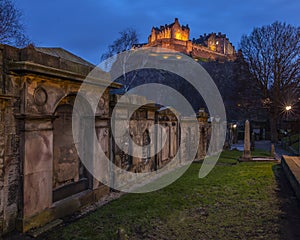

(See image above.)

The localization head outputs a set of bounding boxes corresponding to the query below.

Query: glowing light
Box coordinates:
[233,124,237,128]
[280,102,295,116]
[209,45,216,51]
[176,55,182,59]
[285,105,292,111]
[175,32,182,40]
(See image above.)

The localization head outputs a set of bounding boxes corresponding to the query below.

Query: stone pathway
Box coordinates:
[231,140,293,160]
[275,164,300,240]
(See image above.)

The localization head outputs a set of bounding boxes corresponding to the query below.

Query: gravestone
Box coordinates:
[241,120,252,161]
[271,144,275,157]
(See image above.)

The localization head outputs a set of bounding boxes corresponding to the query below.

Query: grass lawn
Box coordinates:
[43,150,283,240]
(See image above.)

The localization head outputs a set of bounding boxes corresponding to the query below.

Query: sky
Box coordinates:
[15,0,300,65]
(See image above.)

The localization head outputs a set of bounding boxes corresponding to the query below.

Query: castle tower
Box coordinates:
[148,18,190,43]
[137,18,236,61]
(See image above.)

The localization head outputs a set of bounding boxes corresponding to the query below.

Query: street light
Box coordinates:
[285,105,292,111]
[285,105,292,148]
[285,105,300,156]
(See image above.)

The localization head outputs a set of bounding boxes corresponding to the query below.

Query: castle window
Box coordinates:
[175,31,182,40]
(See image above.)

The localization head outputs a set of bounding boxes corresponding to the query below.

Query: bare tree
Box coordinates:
[101,28,142,91]
[0,0,30,47]
[240,21,300,142]
[101,28,138,60]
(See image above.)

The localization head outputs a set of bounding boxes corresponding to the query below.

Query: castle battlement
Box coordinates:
[148,18,190,43]
[135,18,236,62]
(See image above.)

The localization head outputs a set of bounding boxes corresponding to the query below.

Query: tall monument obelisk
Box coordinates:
[242,120,252,161]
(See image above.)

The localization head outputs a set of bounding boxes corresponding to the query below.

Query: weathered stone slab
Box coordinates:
[281,155,300,201]
[27,219,63,238]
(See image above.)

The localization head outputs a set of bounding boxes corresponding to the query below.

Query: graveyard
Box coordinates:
[1,1,300,239]
[32,150,300,240]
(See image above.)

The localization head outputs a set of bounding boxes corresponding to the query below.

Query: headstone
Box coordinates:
[242,120,252,161]
[271,144,275,157]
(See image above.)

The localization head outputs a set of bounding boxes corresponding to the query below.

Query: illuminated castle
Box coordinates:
[135,18,236,62]
[149,18,190,43]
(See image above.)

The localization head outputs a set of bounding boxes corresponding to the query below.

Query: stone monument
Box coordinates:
[271,144,275,157]
[241,120,252,161]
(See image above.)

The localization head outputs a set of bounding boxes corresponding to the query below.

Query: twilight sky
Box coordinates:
[15,0,300,65]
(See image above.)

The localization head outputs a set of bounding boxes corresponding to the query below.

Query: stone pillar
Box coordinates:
[196,109,208,160]
[0,96,20,234]
[19,115,54,227]
[93,118,110,190]
[242,120,252,161]
[271,144,275,157]
[210,117,220,154]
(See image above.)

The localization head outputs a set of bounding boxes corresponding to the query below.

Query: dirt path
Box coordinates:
[274,164,300,240]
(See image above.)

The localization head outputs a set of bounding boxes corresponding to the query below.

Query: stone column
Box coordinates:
[20,115,54,222]
[196,109,208,160]
[93,118,110,190]
[242,120,252,161]
[0,96,20,234]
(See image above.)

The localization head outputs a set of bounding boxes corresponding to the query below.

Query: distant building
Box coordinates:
[194,32,235,56]
[134,18,236,62]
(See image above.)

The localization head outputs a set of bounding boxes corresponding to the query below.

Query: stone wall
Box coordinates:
[0,45,22,233]
[111,95,209,191]
[0,95,20,233]
[204,33,235,55]
[0,44,210,235]
[0,44,116,234]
